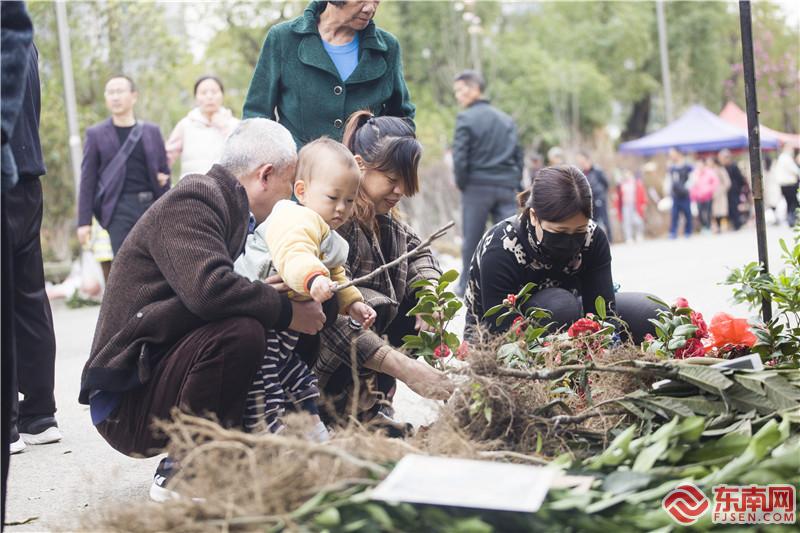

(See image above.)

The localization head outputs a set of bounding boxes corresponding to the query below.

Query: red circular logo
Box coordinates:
[662,483,710,525]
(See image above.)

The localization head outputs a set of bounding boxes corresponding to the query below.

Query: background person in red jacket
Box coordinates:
[615,170,647,243]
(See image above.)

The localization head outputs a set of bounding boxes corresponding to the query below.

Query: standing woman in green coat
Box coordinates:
[243,0,415,148]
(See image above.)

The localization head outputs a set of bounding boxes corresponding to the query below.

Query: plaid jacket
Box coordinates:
[315,215,441,386]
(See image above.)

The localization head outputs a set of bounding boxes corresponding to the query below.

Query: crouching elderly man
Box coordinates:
[78,118,326,501]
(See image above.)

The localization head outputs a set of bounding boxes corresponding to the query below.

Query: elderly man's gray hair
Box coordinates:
[219,118,297,177]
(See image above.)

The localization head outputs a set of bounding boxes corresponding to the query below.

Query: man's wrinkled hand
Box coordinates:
[288,299,326,335]
[77,225,92,247]
[264,274,290,293]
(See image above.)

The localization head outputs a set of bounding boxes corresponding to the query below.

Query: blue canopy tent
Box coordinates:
[619,104,778,156]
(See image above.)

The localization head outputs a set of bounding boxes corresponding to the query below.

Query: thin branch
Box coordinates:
[333,221,455,292]
[550,409,628,426]
[478,450,549,465]
[496,363,671,382]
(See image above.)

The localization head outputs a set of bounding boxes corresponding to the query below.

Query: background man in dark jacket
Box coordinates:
[452,70,523,295]
[719,149,745,230]
[79,118,328,501]
[577,152,612,241]
[77,75,170,256]
[667,147,694,239]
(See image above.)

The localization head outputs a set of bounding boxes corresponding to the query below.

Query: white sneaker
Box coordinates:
[19,416,62,445]
[21,425,62,445]
[10,436,26,454]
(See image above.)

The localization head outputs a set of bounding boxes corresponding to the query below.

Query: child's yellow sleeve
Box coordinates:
[264,205,329,296]
[331,265,363,312]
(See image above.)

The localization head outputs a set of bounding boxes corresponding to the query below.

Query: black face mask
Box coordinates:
[539,228,586,264]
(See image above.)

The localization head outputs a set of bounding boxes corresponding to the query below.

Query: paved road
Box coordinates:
[5,223,795,531]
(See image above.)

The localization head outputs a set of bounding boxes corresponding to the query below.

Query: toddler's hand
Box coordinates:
[349,301,377,329]
[310,276,335,303]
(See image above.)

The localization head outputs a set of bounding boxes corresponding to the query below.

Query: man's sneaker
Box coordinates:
[19,416,62,445]
[369,407,414,439]
[149,457,180,502]
[10,426,26,454]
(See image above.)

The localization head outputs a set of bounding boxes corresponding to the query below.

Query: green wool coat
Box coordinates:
[243,0,415,147]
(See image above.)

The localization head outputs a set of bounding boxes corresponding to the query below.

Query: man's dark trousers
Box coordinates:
[459,184,518,294]
[3,177,57,428]
[97,317,266,457]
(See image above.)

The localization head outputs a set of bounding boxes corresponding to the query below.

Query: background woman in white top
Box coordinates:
[772,143,800,227]
[165,75,240,178]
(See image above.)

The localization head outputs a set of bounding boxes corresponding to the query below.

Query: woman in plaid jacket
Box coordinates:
[310,110,453,426]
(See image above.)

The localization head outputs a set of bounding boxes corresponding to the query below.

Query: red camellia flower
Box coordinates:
[674,337,705,359]
[512,316,526,336]
[455,341,469,361]
[568,317,601,337]
[690,311,709,339]
[674,297,690,308]
[506,294,517,306]
[433,344,451,359]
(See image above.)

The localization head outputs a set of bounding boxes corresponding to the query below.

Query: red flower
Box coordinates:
[512,316,526,336]
[433,344,451,359]
[568,318,601,337]
[506,294,517,306]
[706,312,757,351]
[644,333,655,342]
[455,341,469,361]
[674,337,705,359]
[690,311,709,339]
[674,297,690,308]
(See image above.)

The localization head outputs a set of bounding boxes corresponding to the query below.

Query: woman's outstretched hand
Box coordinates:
[403,357,454,400]
[367,349,454,401]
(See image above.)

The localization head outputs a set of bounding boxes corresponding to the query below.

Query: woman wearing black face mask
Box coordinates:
[464,165,661,344]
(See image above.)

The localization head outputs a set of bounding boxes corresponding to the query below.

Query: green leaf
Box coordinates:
[410,279,432,290]
[633,395,697,418]
[602,470,653,495]
[483,304,505,318]
[632,438,669,472]
[586,425,637,469]
[673,324,699,337]
[675,416,705,443]
[440,269,459,284]
[313,507,341,528]
[518,282,536,298]
[675,366,735,395]
[449,517,493,533]
[594,295,607,320]
[762,375,800,410]
[683,429,751,463]
[667,337,686,351]
[363,504,394,530]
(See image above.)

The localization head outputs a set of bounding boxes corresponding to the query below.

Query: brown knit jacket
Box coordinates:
[78,165,292,404]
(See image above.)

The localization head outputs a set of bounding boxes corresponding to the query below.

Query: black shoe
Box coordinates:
[149,457,180,502]
[19,415,62,445]
[368,407,414,439]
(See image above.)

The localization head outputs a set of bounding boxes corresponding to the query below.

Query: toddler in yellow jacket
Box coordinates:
[237,138,375,436]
